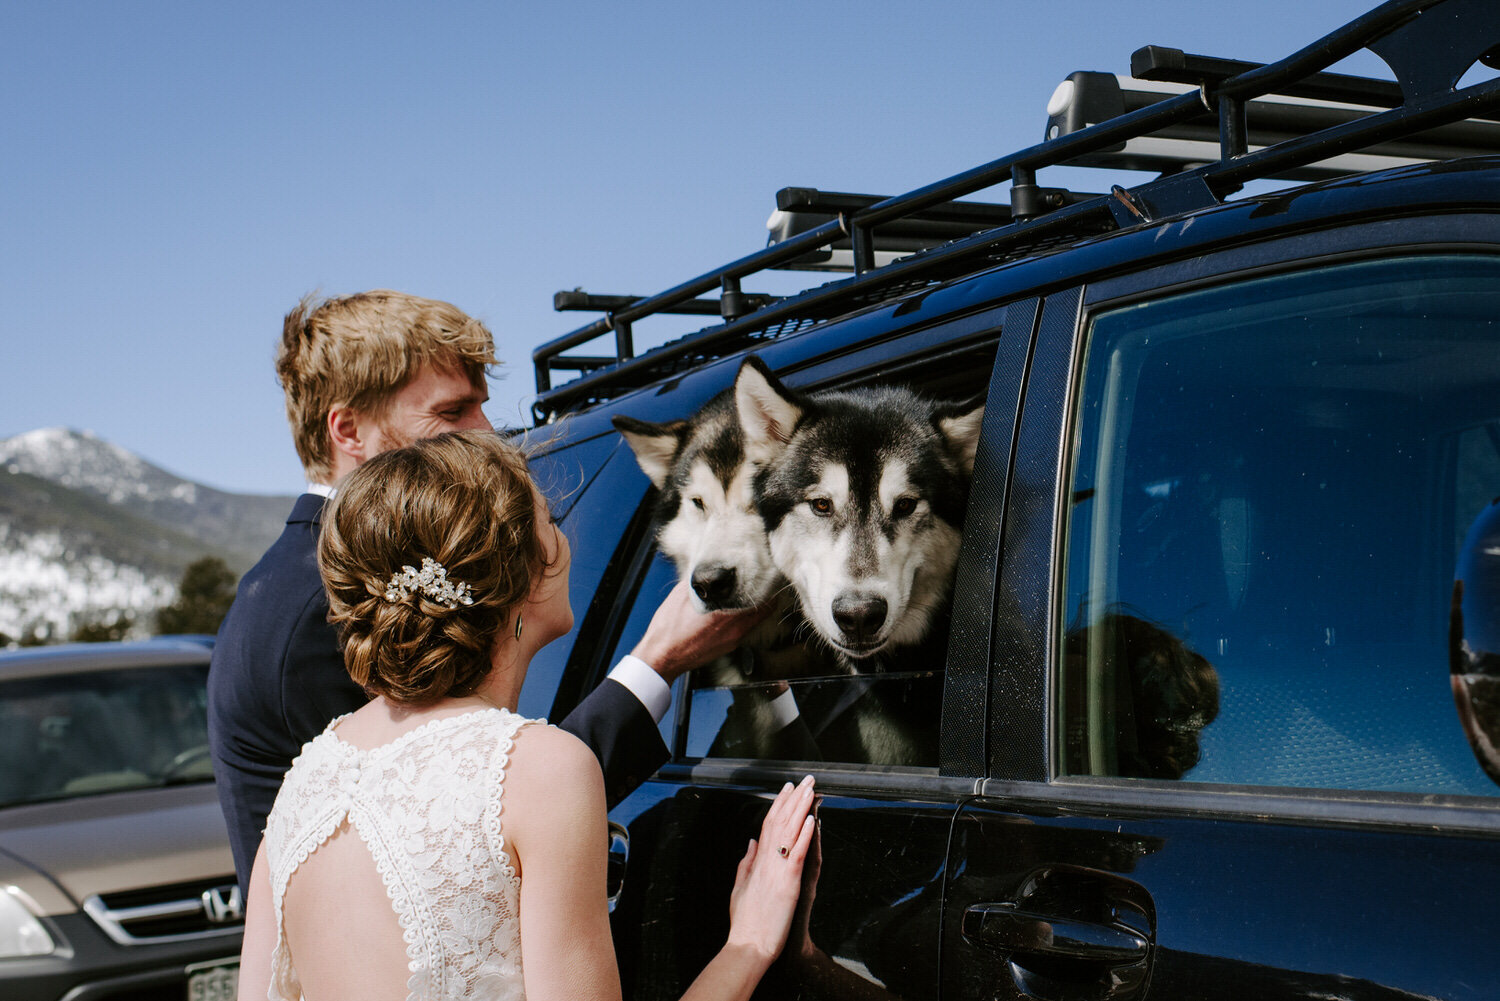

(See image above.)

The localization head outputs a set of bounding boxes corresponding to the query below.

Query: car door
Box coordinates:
[575,295,1027,1001]
[942,218,1500,1001]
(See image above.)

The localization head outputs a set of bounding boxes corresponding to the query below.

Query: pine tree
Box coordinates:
[72,613,135,643]
[157,557,238,636]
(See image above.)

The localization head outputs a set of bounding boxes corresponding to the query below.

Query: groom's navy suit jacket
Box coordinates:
[208,493,667,894]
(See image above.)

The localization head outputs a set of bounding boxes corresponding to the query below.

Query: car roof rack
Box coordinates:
[531,0,1500,422]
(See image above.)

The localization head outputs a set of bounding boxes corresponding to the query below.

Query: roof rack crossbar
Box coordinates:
[1208,71,1500,186]
[603,218,847,323]
[1214,0,1439,102]
[771,187,1016,272]
[533,0,1496,415]
[534,194,1118,416]
[1132,46,1408,107]
[532,218,846,390]
[535,89,1207,383]
[554,291,724,315]
[853,93,1207,233]
[541,355,619,372]
[776,187,1011,222]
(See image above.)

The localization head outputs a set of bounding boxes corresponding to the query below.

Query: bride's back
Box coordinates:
[283,817,410,1000]
[267,704,536,1001]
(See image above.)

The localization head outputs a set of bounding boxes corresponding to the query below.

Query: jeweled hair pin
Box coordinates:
[383,557,475,610]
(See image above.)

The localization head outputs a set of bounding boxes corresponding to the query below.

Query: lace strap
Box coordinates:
[485,714,542,885]
[265,733,353,1001]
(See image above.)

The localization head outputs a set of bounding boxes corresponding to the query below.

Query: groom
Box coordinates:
[208,290,763,894]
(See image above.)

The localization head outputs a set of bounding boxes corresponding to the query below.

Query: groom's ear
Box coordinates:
[327,406,374,468]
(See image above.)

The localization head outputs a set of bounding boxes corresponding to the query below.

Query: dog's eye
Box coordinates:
[809,497,833,516]
[690,497,706,512]
[892,497,918,518]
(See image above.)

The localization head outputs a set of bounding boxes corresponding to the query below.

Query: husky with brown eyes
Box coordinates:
[615,357,982,766]
[734,356,983,666]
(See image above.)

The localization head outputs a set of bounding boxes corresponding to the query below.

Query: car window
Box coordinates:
[1060,255,1500,796]
[600,338,997,771]
[0,664,212,806]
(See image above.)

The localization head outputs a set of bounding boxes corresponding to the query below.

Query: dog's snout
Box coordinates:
[691,563,739,608]
[832,593,888,645]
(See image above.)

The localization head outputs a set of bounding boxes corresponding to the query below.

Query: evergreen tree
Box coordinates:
[157,557,238,635]
[72,613,135,643]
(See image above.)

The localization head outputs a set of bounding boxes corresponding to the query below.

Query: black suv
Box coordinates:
[521,2,1500,998]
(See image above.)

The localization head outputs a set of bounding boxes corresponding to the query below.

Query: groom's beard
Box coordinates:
[375,422,417,452]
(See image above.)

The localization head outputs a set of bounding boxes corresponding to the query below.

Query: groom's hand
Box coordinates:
[630,579,773,685]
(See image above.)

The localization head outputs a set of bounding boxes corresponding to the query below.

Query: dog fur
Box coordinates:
[734,356,983,667]
[613,357,984,765]
[614,393,784,614]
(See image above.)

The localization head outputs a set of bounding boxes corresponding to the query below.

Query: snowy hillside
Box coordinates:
[0,429,294,645]
[0,427,196,504]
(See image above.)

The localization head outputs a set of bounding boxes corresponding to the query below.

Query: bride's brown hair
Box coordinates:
[317,429,550,705]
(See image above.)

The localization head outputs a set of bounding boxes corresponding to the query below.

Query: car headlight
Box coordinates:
[0,886,55,958]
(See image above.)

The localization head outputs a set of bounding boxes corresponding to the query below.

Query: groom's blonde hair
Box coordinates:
[276,290,499,483]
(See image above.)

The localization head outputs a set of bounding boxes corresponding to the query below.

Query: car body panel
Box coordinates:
[0,785,231,905]
[0,638,240,1001]
[534,160,1500,1001]
[942,800,1500,1001]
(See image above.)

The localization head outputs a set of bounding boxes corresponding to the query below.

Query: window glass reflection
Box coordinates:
[1063,256,1500,796]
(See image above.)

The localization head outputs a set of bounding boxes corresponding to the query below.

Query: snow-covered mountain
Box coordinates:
[0,429,294,645]
[0,427,198,504]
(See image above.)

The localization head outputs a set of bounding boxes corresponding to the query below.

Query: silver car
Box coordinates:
[0,638,242,1001]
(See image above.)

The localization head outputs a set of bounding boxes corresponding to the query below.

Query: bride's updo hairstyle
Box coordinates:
[317,429,550,705]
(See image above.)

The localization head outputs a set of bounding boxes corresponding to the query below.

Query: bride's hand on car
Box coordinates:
[725,775,817,963]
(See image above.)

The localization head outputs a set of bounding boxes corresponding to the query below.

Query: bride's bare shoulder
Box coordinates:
[505,723,604,799]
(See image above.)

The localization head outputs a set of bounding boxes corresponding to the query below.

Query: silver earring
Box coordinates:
[514,613,523,641]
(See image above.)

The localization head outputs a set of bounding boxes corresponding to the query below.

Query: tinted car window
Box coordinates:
[1061,255,1500,795]
[0,664,212,806]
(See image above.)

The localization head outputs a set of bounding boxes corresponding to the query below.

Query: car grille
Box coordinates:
[83,876,243,945]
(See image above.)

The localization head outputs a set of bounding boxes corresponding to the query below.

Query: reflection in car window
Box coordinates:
[0,665,212,806]
[686,658,943,767]
[600,552,947,767]
[1061,255,1500,796]
[605,554,682,749]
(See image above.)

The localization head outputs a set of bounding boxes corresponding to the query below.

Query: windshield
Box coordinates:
[0,664,212,808]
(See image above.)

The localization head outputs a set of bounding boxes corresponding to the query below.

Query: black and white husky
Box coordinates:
[612,392,784,616]
[611,394,816,682]
[734,356,983,667]
[613,357,983,764]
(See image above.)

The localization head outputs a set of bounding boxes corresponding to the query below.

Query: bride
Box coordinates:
[236,429,815,1001]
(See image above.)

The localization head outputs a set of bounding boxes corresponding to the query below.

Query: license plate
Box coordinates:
[186,959,239,1001]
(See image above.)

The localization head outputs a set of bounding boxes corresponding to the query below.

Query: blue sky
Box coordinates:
[2,0,1390,495]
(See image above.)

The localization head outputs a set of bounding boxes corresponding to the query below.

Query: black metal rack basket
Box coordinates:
[531,0,1500,422]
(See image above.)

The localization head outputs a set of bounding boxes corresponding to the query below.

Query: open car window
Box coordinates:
[603,336,998,770]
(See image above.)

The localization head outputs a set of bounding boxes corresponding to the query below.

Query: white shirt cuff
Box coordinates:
[608,655,672,723]
[767,686,800,729]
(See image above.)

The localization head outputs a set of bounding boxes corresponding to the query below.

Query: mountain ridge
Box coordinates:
[0,428,295,644]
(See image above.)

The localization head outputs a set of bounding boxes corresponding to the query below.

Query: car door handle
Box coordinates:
[606,822,629,912]
[962,902,1149,963]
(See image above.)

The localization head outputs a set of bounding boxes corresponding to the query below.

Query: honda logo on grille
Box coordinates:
[201,885,243,925]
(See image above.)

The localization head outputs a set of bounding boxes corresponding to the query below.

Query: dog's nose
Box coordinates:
[691,564,738,608]
[832,593,887,644]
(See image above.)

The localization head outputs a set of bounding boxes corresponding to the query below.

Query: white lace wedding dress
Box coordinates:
[263,707,540,1001]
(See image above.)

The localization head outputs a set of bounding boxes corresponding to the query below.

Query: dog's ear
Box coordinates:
[735,356,804,465]
[613,415,686,490]
[934,398,985,476]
